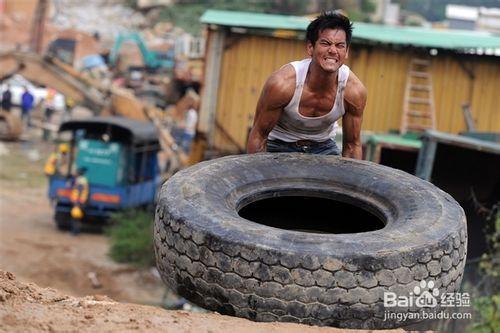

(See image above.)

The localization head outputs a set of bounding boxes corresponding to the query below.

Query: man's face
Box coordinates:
[307,28,349,73]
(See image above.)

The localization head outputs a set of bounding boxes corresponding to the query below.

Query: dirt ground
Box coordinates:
[0,134,404,332]
[0,138,165,305]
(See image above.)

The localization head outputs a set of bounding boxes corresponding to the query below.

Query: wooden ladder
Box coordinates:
[400,58,436,134]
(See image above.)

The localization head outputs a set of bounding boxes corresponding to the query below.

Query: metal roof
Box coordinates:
[59,116,159,146]
[424,130,500,154]
[201,10,500,52]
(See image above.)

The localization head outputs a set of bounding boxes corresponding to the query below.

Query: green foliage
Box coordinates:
[107,209,155,267]
[479,212,500,279]
[468,295,500,333]
[467,209,500,332]
[158,1,271,36]
[159,4,211,36]
[360,0,376,14]
[158,0,308,36]
[124,0,137,9]
[346,10,370,23]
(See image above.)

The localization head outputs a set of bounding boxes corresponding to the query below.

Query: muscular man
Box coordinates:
[247,11,366,159]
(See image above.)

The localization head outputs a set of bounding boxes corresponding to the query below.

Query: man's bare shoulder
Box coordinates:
[264,64,296,97]
[345,70,367,100]
[344,70,367,113]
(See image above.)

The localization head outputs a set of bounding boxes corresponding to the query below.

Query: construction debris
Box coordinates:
[51,0,146,43]
[1,0,205,171]
[0,111,23,141]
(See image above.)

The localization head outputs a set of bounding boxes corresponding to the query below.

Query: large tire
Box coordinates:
[154,153,467,329]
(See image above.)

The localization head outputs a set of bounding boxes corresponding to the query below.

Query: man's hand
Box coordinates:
[342,71,367,159]
[247,65,295,153]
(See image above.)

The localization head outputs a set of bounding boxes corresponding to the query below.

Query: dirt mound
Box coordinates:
[0,270,404,333]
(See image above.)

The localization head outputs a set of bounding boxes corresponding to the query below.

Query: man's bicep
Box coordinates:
[344,80,366,136]
[252,75,291,134]
[342,79,366,158]
[253,97,282,134]
[247,80,286,153]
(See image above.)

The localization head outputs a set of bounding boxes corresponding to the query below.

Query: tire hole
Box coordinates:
[238,196,384,234]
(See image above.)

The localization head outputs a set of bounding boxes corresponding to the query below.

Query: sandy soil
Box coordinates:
[0,143,165,306]
[0,138,404,332]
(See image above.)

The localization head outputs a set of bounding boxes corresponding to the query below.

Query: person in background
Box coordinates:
[44,143,70,176]
[43,88,57,141]
[172,105,198,154]
[179,107,198,153]
[64,96,75,122]
[69,167,89,236]
[21,87,35,127]
[1,85,12,112]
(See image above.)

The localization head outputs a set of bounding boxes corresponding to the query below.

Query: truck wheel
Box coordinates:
[154,153,467,329]
[55,211,71,230]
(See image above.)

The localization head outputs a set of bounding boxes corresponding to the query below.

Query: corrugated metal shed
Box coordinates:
[199,10,500,152]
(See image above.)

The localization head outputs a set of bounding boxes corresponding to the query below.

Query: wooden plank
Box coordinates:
[407,123,431,130]
[408,111,432,118]
[199,30,225,139]
[409,71,430,78]
[408,97,431,104]
[411,58,431,66]
[410,84,431,91]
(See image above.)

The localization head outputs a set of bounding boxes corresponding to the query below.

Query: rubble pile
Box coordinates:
[1,0,204,160]
[51,0,147,46]
[0,2,56,52]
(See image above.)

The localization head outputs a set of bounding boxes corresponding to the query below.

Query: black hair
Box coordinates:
[306,11,353,46]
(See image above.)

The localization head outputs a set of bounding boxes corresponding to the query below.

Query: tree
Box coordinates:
[158,0,310,36]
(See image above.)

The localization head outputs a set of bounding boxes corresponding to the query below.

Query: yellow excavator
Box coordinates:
[0,51,188,168]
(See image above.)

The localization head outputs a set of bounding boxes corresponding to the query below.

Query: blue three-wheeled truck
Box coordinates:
[47,116,161,230]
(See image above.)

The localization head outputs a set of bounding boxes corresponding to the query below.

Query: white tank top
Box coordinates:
[268,58,350,142]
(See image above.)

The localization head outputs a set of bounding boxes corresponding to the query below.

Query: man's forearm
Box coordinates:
[247,131,267,153]
[342,142,362,159]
